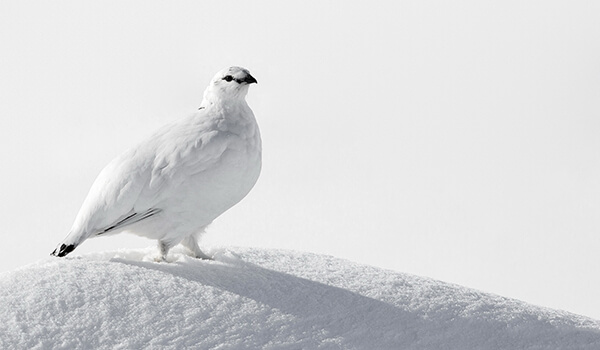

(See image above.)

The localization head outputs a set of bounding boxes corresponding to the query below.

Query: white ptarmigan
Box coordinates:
[51,66,261,261]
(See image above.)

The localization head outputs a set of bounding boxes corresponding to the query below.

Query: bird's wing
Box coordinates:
[96,208,162,236]
[64,111,230,245]
[68,146,156,240]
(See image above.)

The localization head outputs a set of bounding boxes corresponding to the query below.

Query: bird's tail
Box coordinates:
[51,242,77,257]
[51,229,82,257]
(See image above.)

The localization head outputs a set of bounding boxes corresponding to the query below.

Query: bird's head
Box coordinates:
[202,66,257,105]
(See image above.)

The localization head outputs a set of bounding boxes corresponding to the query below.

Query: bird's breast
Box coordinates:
[152,122,262,223]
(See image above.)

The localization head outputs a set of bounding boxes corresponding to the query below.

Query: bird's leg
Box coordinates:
[155,240,171,262]
[181,235,213,260]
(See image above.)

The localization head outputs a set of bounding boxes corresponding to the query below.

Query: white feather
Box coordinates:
[52,67,261,260]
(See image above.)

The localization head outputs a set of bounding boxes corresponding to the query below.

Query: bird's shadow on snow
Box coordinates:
[102,248,600,349]
[109,249,424,347]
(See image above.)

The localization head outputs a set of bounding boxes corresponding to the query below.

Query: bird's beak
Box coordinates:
[243,74,258,85]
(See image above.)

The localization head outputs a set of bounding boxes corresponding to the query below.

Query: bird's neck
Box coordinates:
[201,97,249,116]
[200,86,249,107]
[199,96,255,131]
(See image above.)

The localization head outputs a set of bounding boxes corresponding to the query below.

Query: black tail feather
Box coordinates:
[51,244,76,257]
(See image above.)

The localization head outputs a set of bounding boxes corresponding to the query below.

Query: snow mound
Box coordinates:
[1,247,599,349]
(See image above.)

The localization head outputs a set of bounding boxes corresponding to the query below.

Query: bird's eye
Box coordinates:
[222,75,234,82]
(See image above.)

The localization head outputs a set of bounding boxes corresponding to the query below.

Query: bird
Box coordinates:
[51,66,262,261]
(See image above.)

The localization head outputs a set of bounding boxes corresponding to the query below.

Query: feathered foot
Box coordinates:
[181,235,213,260]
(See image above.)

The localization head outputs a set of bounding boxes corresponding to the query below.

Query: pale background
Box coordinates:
[1,1,600,319]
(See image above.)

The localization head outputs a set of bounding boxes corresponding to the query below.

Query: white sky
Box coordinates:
[1,1,600,319]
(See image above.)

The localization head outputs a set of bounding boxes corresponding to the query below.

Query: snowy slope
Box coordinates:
[1,247,599,349]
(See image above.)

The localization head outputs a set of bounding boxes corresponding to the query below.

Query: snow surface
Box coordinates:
[1,247,599,349]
